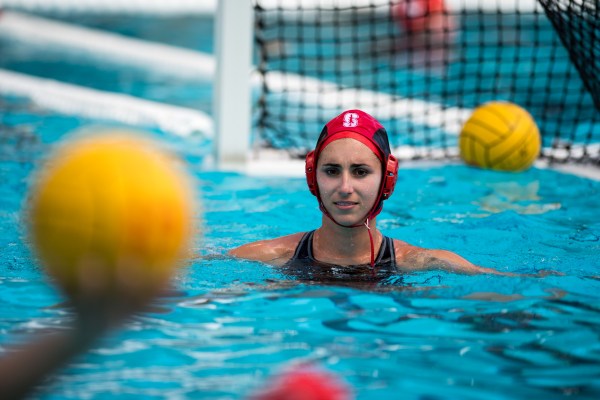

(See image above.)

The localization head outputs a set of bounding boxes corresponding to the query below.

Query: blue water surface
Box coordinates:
[1,93,599,399]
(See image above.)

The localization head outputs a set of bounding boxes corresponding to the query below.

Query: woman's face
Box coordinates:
[316,138,383,226]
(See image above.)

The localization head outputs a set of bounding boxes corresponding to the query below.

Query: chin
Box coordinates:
[323,206,369,227]
[338,221,358,228]
[330,214,366,228]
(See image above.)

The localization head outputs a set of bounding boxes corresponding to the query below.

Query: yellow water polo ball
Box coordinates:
[27,132,196,302]
[459,101,541,171]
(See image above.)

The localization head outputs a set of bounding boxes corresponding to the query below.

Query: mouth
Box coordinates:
[333,201,359,210]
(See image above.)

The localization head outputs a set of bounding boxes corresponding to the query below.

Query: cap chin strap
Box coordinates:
[364,218,377,277]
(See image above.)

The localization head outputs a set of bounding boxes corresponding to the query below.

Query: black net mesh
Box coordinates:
[254,0,600,164]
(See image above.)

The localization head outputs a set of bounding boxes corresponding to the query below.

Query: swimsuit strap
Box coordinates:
[289,230,396,269]
[376,235,397,270]
[289,230,315,262]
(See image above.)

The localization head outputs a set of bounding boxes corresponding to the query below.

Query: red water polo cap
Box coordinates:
[316,112,385,161]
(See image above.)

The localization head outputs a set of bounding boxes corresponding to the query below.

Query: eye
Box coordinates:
[353,168,370,177]
[324,167,340,176]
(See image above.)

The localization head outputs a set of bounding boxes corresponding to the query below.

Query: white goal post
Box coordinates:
[213,0,253,169]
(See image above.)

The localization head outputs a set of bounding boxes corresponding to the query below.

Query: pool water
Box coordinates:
[1,11,599,400]
[1,95,599,398]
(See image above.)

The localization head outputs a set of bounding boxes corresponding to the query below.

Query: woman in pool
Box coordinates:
[229,109,507,279]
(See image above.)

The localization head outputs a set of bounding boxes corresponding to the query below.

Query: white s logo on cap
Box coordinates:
[343,112,359,127]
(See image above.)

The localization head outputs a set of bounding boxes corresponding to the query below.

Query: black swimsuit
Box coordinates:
[280,230,399,282]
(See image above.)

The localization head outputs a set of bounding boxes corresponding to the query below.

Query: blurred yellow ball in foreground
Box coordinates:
[28,132,196,301]
[459,101,541,171]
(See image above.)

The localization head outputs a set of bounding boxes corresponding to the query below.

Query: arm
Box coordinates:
[394,240,518,276]
[398,243,517,276]
[0,305,124,399]
[0,260,169,399]
[398,244,561,277]
[228,233,304,267]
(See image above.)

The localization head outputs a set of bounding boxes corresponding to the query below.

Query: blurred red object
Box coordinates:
[392,0,449,33]
[252,366,352,400]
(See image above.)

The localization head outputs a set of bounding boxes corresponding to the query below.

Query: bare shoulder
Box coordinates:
[392,239,505,275]
[228,232,306,266]
[392,239,425,260]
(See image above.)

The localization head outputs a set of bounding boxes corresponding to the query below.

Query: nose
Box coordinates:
[338,171,354,195]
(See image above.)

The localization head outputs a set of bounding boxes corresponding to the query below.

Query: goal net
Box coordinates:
[253,0,600,164]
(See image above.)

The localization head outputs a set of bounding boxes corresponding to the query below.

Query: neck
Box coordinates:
[313,216,381,265]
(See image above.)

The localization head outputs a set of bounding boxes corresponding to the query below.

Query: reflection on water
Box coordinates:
[477,181,561,215]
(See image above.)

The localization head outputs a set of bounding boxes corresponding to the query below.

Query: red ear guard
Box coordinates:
[381,155,399,200]
[305,150,317,196]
